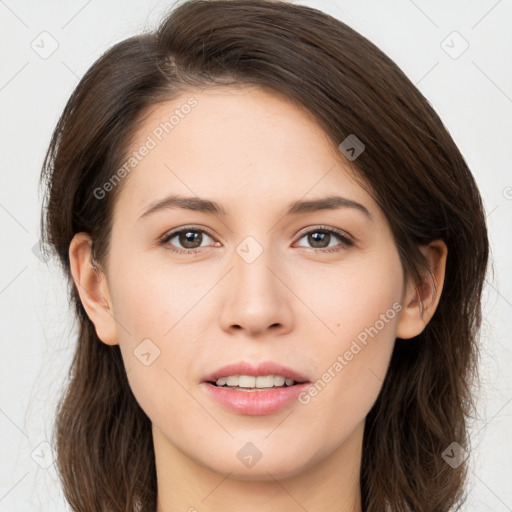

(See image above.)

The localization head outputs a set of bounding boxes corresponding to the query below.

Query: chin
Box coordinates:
[196,447,315,482]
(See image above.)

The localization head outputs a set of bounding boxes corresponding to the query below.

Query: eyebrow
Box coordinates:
[138,194,372,221]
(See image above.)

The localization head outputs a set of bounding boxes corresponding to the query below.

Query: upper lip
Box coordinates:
[203,361,310,383]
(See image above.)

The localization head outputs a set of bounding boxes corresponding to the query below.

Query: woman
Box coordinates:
[40,1,489,510]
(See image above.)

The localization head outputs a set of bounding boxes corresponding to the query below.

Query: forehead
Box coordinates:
[114,86,376,222]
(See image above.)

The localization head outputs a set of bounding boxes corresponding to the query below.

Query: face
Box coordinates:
[82,86,413,480]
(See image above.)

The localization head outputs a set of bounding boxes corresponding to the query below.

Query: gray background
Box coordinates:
[1,0,511,510]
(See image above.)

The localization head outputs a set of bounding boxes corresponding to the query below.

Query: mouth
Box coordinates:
[207,374,307,391]
[201,363,311,415]
[202,361,310,390]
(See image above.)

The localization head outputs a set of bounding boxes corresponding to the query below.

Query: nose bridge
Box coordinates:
[232,233,280,299]
[219,232,293,335]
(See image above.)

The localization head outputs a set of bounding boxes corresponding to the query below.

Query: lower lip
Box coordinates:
[202,382,310,415]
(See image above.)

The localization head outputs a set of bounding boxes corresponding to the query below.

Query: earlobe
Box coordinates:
[68,232,119,346]
[396,240,448,340]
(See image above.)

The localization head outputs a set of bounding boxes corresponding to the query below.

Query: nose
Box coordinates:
[218,242,294,338]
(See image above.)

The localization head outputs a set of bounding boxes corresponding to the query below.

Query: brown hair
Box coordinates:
[40,1,489,510]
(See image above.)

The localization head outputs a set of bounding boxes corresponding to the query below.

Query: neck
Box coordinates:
[153,422,364,512]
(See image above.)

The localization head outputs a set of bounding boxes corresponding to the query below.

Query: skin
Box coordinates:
[69,85,447,512]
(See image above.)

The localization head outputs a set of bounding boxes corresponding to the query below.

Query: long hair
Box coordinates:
[40,1,489,510]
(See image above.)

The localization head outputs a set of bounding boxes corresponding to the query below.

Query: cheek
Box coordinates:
[296,310,398,444]
[309,247,403,346]
[106,255,207,410]
[123,356,211,455]
[108,252,200,339]
[113,297,204,439]
[297,253,402,427]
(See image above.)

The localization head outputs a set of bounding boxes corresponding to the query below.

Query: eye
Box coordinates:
[160,226,217,254]
[159,225,354,255]
[294,226,354,253]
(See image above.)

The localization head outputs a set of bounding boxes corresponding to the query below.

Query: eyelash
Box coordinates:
[159,225,355,255]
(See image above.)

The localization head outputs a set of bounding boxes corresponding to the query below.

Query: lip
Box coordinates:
[201,381,311,415]
[201,361,311,416]
[202,361,310,384]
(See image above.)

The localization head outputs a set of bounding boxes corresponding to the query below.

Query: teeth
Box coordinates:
[226,376,238,386]
[214,375,296,388]
[239,375,256,387]
[273,376,285,386]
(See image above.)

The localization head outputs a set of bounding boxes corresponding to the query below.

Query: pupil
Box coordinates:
[180,230,201,248]
[309,231,329,248]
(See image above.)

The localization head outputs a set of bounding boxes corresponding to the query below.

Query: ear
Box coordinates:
[68,232,119,346]
[396,240,448,339]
